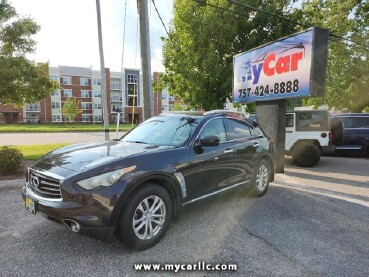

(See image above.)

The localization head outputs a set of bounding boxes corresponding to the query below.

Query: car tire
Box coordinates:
[330,119,344,146]
[250,159,270,197]
[292,142,320,167]
[116,184,173,251]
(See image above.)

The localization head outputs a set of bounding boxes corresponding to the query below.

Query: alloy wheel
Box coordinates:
[256,164,268,191]
[132,195,166,240]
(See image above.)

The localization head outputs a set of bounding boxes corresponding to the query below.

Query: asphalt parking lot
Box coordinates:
[1,155,368,276]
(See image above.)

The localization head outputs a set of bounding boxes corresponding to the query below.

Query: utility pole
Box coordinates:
[137,0,152,120]
[96,0,109,140]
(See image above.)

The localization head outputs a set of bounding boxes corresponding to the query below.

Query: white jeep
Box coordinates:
[248,110,341,167]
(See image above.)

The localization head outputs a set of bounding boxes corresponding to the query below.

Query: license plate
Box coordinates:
[25,197,37,215]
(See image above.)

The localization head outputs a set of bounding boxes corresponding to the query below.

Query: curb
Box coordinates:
[0,179,25,191]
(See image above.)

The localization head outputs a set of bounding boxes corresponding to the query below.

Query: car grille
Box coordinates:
[29,169,62,199]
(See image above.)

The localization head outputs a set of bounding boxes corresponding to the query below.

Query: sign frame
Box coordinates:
[232,27,329,103]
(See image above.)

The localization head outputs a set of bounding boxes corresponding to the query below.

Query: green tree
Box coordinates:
[301,0,369,112]
[161,0,300,110]
[61,98,81,122]
[0,0,58,105]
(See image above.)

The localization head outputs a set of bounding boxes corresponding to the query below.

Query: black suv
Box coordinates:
[22,111,274,250]
[330,113,369,155]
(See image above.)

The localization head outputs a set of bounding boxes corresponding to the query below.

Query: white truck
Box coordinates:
[248,110,342,167]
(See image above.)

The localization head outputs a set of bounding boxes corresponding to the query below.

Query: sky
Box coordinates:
[9,0,173,73]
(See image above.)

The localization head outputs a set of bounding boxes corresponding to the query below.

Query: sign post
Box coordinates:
[233,27,329,172]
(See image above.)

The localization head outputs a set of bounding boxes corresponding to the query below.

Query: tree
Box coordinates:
[61,98,81,122]
[0,0,58,105]
[160,0,300,110]
[301,0,369,112]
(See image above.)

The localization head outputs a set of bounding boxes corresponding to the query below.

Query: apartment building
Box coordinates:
[0,66,182,124]
[0,66,140,124]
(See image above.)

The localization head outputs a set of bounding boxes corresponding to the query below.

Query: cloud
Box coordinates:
[9,0,173,73]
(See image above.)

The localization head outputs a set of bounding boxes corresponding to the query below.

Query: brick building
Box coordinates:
[0,66,181,124]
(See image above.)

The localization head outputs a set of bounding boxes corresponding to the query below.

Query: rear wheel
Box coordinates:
[292,142,320,167]
[116,184,173,251]
[250,159,270,197]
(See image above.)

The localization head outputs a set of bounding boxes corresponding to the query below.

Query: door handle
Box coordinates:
[253,143,260,148]
[224,149,234,154]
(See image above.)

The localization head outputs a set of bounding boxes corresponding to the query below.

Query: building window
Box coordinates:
[50,75,60,83]
[82,114,92,122]
[81,102,91,110]
[80,77,90,86]
[52,114,61,122]
[93,90,101,97]
[127,84,138,106]
[51,102,60,109]
[94,115,102,122]
[127,74,138,83]
[93,78,101,85]
[111,83,121,90]
[81,90,90,98]
[94,104,101,110]
[51,90,60,96]
[63,89,72,97]
[62,76,72,85]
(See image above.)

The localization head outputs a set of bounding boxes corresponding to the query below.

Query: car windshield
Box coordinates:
[121,116,198,146]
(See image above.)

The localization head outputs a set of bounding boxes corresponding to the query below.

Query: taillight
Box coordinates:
[329,132,333,140]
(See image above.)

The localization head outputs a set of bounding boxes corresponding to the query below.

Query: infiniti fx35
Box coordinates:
[22,110,274,250]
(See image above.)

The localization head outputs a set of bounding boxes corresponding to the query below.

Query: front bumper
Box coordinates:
[22,182,116,242]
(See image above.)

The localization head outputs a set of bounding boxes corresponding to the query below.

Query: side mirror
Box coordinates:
[199,135,220,147]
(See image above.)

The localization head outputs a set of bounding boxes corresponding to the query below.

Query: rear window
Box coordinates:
[296,111,329,131]
[335,116,369,128]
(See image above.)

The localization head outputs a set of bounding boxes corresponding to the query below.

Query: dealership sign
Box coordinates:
[233,27,328,103]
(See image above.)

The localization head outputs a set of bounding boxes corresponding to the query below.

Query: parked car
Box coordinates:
[330,113,369,155]
[22,110,274,250]
[247,110,339,167]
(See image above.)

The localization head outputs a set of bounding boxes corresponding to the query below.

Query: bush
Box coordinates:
[0,146,24,176]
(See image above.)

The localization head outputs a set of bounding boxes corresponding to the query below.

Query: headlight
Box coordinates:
[76,166,136,190]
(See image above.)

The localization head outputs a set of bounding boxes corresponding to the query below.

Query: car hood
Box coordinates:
[36,140,173,172]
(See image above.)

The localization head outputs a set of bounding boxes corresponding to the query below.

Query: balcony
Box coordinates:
[25,105,40,112]
[111,96,122,102]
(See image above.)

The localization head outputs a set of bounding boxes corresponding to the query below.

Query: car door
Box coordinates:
[224,118,263,184]
[183,118,239,200]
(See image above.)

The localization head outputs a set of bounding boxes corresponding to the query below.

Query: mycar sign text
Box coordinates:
[233,27,329,103]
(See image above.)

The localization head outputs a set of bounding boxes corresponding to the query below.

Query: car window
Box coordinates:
[225,118,252,140]
[122,116,198,146]
[296,111,329,131]
[337,116,369,128]
[286,114,294,127]
[199,118,227,143]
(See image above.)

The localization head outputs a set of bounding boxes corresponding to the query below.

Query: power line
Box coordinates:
[193,0,369,53]
[152,0,169,36]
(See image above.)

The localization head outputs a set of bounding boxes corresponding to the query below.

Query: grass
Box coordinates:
[0,123,133,133]
[16,143,71,160]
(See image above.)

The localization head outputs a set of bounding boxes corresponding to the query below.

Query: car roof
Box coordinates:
[330,113,369,117]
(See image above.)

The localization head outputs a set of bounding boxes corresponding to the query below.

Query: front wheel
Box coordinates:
[250,159,270,197]
[116,184,173,251]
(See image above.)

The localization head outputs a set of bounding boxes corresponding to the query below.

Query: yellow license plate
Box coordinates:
[25,197,36,214]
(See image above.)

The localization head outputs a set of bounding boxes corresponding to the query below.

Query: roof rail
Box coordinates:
[204,109,245,118]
